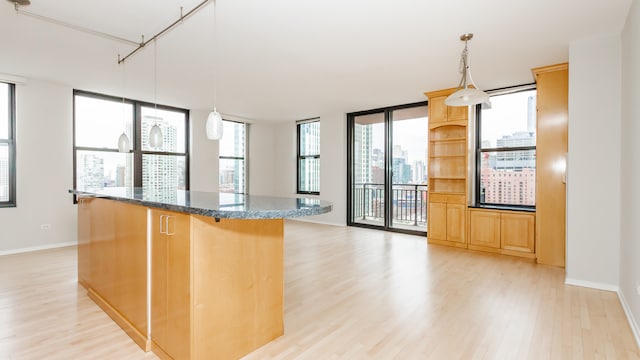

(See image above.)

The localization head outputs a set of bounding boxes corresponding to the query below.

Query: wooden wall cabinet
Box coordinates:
[468,208,535,258]
[532,63,568,267]
[425,88,468,248]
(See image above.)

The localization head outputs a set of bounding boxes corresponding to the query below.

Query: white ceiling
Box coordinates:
[0,0,632,122]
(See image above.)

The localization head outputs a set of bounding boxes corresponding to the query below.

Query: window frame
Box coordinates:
[475,84,537,210]
[218,119,248,194]
[0,82,16,207]
[72,89,190,199]
[296,118,320,195]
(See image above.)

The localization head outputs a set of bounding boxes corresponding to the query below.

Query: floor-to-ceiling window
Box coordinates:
[347,101,428,234]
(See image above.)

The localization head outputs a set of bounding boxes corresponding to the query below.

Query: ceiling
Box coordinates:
[0,0,632,122]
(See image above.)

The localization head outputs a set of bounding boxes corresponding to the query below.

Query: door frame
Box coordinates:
[346,100,428,236]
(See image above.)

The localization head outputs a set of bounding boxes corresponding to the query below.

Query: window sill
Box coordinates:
[469,204,535,213]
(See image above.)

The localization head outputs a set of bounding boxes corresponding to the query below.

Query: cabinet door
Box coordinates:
[151,210,191,360]
[428,202,447,241]
[469,210,500,248]
[429,96,447,124]
[446,203,466,244]
[501,212,535,253]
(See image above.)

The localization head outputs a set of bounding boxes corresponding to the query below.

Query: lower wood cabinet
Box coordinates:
[77,197,149,350]
[78,198,286,360]
[468,208,535,258]
[428,200,466,247]
[151,209,191,360]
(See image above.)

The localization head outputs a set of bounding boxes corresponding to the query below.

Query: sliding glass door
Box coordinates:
[348,102,428,234]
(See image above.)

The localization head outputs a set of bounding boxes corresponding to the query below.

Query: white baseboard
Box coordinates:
[0,241,76,256]
[618,289,640,349]
[564,278,619,292]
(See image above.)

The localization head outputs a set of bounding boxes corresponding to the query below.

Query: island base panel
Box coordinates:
[191,216,284,360]
[88,288,151,351]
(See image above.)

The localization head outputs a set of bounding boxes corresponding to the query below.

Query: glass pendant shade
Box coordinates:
[445,86,490,107]
[149,124,163,148]
[117,132,130,153]
[206,110,223,140]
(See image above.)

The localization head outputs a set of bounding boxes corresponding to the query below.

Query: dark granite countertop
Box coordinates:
[70,188,332,219]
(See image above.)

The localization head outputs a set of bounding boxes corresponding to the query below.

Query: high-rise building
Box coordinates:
[142,116,178,202]
[413,160,426,184]
[77,154,105,191]
[354,124,372,184]
[479,98,537,206]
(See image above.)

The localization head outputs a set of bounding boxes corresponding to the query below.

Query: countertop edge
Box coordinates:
[70,189,333,219]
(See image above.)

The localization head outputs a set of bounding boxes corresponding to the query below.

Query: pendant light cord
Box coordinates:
[154,38,158,116]
[121,57,127,132]
[213,0,218,112]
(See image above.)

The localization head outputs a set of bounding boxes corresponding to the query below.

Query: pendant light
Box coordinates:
[117,55,130,153]
[206,0,223,140]
[149,39,163,148]
[444,33,491,107]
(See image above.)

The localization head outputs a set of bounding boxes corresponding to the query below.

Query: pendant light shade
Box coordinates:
[117,132,130,152]
[444,87,490,107]
[206,109,223,140]
[444,33,491,107]
[149,124,163,148]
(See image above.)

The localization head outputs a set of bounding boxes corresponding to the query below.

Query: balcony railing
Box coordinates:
[353,183,428,230]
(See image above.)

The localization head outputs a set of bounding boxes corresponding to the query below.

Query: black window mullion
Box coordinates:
[1,82,16,207]
[134,102,143,188]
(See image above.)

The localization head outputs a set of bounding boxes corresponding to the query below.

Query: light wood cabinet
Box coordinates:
[151,209,191,360]
[425,88,469,248]
[501,212,535,253]
[427,202,447,241]
[532,63,568,267]
[468,210,501,249]
[80,198,149,350]
[468,208,535,258]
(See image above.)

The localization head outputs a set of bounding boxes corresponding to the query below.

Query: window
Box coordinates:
[297,119,320,195]
[476,86,536,208]
[73,90,189,201]
[219,120,247,194]
[0,82,16,207]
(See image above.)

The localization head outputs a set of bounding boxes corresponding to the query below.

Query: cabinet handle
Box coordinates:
[159,215,166,234]
[165,216,175,236]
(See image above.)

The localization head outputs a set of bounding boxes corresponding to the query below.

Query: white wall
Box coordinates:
[566,34,622,289]
[189,110,219,192]
[0,80,77,254]
[271,114,347,226]
[620,0,640,343]
[248,122,277,196]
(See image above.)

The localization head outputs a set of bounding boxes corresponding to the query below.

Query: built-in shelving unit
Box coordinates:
[425,88,468,247]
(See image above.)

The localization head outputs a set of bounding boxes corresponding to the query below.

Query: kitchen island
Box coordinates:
[71,188,332,360]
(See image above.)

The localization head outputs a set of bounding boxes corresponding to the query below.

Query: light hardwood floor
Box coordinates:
[1,220,638,359]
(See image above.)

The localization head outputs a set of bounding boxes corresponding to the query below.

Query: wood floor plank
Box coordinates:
[0,220,638,359]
